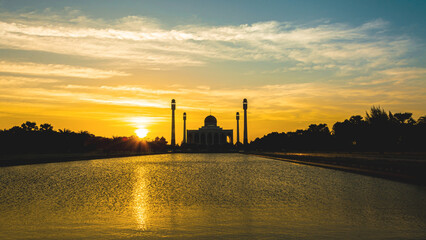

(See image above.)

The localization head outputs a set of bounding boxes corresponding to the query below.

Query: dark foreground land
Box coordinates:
[250,152,426,186]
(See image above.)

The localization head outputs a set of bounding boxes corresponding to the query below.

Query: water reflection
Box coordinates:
[0,154,425,239]
[133,166,148,231]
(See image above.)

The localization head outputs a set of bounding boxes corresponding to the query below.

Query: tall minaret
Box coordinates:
[236,112,240,144]
[171,99,176,146]
[183,112,187,144]
[243,98,248,145]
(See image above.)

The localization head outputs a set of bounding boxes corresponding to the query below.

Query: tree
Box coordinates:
[365,106,400,151]
[365,106,389,124]
[40,123,53,131]
[8,126,24,134]
[417,116,426,125]
[393,112,415,124]
[333,115,367,150]
[21,121,38,131]
[349,115,363,125]
[307,123,330,135]
[58,128,72,134]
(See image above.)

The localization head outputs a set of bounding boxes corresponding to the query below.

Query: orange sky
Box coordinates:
[1,4,426,143]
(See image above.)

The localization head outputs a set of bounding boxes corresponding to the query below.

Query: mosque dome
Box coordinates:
[204,115,217,127]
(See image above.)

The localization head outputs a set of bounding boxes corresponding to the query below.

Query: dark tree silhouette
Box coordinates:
[21,121,38,131]
[40,123,53,131]
[393,113,413,124]
[333,115,368,150]
[251,106,425,152]
[0,122,168,155]
[417,116,426,125]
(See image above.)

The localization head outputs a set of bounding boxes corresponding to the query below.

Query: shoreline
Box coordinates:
[248,152,426,186]
[0,152,166,167]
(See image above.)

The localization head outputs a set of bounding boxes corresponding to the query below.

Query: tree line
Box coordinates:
[0,122,168,155]
[250,106,426,152]
[2,106,425,155]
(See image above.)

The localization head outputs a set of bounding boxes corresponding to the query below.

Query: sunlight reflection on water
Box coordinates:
[0,153,425,239]
[133,166,148,231]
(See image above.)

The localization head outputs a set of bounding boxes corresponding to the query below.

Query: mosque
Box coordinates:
[170,99,248,146]
[187,115,233,145]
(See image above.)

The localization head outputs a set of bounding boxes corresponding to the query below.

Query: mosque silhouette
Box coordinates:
[170,99,248,147]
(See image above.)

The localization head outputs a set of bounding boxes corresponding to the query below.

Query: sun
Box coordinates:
[135,128,149,138]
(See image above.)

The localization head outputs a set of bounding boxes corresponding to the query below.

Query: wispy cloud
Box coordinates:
[0,8,415,72]
[348,67,426,86]
[81,98,166,108]
[123,116,168,128]
[0,75,59,86]
[3,79,424,115]
[0,61,129,79]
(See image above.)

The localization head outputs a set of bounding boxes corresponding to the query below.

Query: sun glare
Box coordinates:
[135,128,149,138]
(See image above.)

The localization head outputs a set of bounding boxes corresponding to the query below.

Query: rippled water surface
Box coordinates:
[0,153,425,239]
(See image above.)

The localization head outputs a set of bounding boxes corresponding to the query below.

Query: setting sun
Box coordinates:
[135,128,149,138]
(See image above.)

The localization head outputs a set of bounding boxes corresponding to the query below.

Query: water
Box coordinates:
[0,153,425,239]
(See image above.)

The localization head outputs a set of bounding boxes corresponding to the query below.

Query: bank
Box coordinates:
[249,152,426,186]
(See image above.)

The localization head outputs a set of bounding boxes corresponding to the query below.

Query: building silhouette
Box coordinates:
[236,112,240,144]
[243,98,248,145]
[187,115,233,145]
[170,99,248,147]
[183,112,187,144]
[171,99,176,146]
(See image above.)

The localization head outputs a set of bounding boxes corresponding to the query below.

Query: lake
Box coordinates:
[0,153,425,239]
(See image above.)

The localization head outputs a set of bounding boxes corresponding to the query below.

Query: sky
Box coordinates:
[1,0,426,143]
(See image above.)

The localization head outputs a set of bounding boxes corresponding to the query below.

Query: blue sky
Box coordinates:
[0,0,425,140]
[2,0,426,31]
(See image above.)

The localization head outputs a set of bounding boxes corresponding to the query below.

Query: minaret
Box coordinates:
[183,112,187,144]
[171,99,176,146]
[243,99,248,145]
[236,112,240,144]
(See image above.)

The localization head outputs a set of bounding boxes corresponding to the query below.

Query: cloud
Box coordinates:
[0,75,59,86]
[0,8,415,72]
[10,80,422,115]
[123,116,168,128]
[81,98,166,108]
[347,67,426,86]
[380,67,426,79]
[0,61,129,79]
